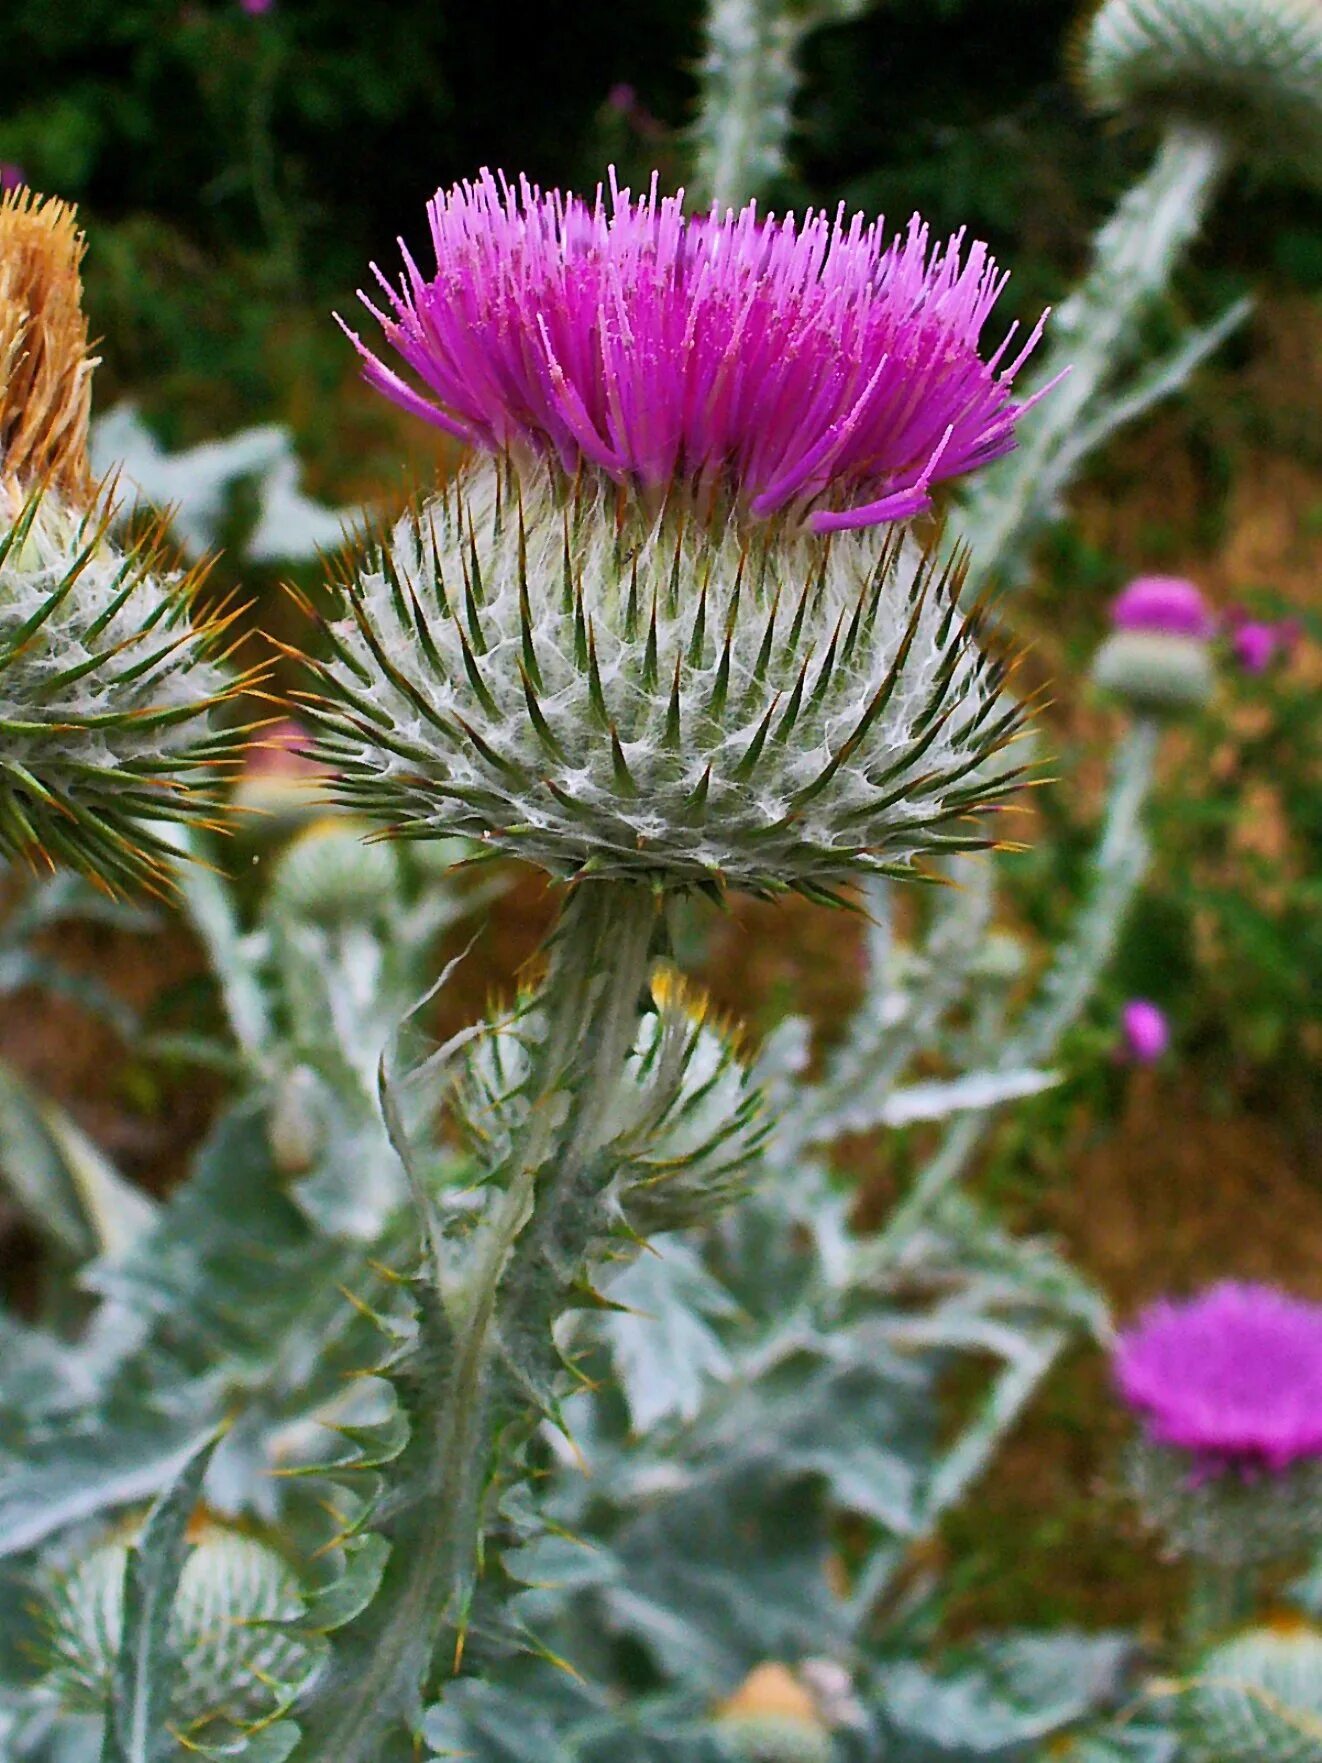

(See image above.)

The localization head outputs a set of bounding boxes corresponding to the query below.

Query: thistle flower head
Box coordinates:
[1077,0,1322,185]
[312,176,1040,896]
[1115,1282,1322,1472]
[346,170,1045,535]
[1115,1282,1322,1563]
[0,190,248,889]
[1120,997,1170,1063]
[1228,609,1301,674]
[1094,579,1215,713]
[37,1518,321,1733]
[1180,1625,1322,1763]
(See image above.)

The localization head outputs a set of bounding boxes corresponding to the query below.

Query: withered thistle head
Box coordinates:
[0,186,95,507]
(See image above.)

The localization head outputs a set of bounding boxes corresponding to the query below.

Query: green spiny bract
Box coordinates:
[1077,0,1322,186]
[1124,1437,1322,1567]
[302,455,1026,903]
[451,966,769,1237]
[36,1518,322,1740]
[0,488,240,890]
[1180,1625,1322,1763]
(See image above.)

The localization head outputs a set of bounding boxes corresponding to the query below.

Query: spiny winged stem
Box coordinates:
[293,880,660,1763]
[955,123,1229,594]
[690,0,868,211]
[868,717,1160,1261]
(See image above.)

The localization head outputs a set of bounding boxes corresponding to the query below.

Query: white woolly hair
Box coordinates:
[307,456,1028,900]
[1078,0,1322,182]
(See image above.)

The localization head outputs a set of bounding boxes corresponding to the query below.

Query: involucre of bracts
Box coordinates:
[36,1519,322,1735]
[450,966,767,1234]
[1123,1437,1322,1567]
[0,485,244,889]
[1180,1625,1322,1763]
[301,456,1027,901]
[1077,0,1322,185]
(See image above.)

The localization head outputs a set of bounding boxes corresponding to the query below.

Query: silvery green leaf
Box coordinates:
[102,1434,218,1763]
[603,1241,738,1431]
[603,1471,847,1688]
[0,1062,153,1262]
[876,1633,1132,1758]
[874,1068,1059,1131]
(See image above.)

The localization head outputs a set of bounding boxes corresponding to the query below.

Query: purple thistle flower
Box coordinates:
[1111,575,1215,639]
[344,169,1048,533]
[1121,999,1169,1064]
[1114,1282,1322,1475]
[1228,611,1301,674]
[0,165,26,193]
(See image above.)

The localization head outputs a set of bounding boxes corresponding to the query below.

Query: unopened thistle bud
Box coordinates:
[0,189,245,890]
[38,1518,321,1734]
[1114,1282,1322,1566]
[715,1664,834,1763]
[1077,0,1322,186]
[269,816,401,926]
[304,171,1045,901]
[1180,1624,1322,1763]
[452,967,767,1232]
[1092,575,1215,714]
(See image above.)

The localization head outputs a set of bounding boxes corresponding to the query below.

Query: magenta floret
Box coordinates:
[1111,575,1215,639]
[1114,1282,1322,1474]
[344,169,1047,532]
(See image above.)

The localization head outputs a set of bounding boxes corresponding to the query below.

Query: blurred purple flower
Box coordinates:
[239,0,274,14]
[345,169,1049,532]
[1228,610,1301,674]
[606,83,637,114]
[1111,575,1215,639]
[1121,999,1169,1064]
[1114,1282,1322,1474]
[0,164,27,192]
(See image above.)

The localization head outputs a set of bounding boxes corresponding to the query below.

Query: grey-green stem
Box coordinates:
[869,716,1160,1262]
[292,879,659,1763]
[954,123,1230,596]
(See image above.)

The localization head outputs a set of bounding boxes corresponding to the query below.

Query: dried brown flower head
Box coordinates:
[0,187,96,505]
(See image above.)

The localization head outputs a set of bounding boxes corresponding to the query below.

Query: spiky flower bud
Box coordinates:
[452,966,767,1232]
[1180,1624,1322,1763]
[305,173,1041,899]
[269,816,401,925]
[38,1519,321,1734]
[1114,1283,1322,1565]
[0,188,245,890]
[1077,0,1322,185]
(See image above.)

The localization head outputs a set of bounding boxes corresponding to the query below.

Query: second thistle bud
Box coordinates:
[1092,575,1215,714]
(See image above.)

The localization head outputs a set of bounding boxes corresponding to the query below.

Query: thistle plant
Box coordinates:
[1114,1282,1322,1647]
[0,188,246,891]
[262,165,1050,1758]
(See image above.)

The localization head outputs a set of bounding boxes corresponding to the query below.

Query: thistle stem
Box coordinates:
[690,0,866,211]
[293,879,660,1763]
[955,123,1229,594]
[870,717,1159,1261]
[1183,1556,1256,1658]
